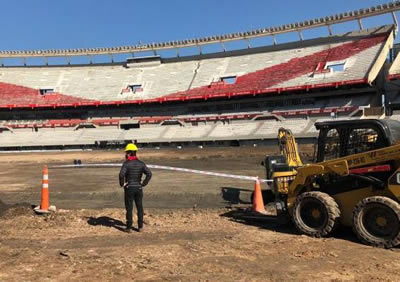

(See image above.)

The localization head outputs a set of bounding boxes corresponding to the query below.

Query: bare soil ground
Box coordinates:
[1,147,399,281]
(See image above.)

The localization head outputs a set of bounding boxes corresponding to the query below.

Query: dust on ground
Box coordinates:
[1,146,399,281]
[1,205,399,281]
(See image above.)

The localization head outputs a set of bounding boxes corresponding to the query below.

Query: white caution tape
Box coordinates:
[50,163,273,183]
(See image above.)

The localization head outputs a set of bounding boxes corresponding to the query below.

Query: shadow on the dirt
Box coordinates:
[0,200,33,218]
[87,216,127,232]
[221,187,275,205]
[221,208,299,235]
[0,200,9,217]
[220,208,391,247]
[333,226,361,244]
[221,187,252,204]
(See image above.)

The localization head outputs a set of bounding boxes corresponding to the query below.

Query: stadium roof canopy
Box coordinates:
[0,1,399,63]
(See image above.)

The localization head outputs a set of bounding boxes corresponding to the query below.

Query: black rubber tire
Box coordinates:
[292,191,341,238]
[353,196,400,249]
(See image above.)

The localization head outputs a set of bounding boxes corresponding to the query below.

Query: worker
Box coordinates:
[119,143,152,233]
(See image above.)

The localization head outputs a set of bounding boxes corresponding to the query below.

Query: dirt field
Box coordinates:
[1,147,400,281]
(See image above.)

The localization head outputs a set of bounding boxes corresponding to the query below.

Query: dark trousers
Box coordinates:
[124,187,144,229]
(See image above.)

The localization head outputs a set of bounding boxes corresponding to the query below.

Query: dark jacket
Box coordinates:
[119,159,152,188]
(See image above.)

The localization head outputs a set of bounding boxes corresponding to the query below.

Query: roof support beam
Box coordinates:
[357,18,364,30]
[327,25,333,36]
[246,38,251,48]
[108,54,114,63]
[221,42,226,52]
[298,30,304,41]
[392,11,399,28]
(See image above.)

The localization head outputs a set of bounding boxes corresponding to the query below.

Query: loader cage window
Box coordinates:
[345,128,382,155]
[323,128,341,161]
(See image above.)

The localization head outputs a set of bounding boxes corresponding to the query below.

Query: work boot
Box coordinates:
[125,227,132,233]
[138,227,143,233]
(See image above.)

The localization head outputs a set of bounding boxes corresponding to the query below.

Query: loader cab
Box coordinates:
[314,119,400,163]
[263,155,290,179]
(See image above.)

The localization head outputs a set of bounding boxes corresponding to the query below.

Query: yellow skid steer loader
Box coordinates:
[263,119,400,248]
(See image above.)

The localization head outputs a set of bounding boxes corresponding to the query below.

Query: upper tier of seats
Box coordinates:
[0,26,393,109]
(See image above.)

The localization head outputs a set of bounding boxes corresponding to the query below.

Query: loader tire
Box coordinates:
[353,196,400,249]
[293,192,340,238]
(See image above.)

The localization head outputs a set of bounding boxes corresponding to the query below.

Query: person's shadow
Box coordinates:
[87,216,132,232]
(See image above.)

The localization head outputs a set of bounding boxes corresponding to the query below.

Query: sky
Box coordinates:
[0,0,398,64]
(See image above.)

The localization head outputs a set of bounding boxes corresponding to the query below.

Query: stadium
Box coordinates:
[2,2,400,281]
[1,2,400,150]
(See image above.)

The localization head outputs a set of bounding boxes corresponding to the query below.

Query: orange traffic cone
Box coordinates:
[34,165,55,214]
[252,178,266,214]
[40,165,49,211]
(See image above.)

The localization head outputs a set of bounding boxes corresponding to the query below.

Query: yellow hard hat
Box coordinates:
[125,143,138,151]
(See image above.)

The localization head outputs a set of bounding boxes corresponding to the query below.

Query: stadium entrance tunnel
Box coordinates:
[120,120,140,130]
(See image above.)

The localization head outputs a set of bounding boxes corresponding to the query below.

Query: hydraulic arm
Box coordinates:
[278,128,303,167]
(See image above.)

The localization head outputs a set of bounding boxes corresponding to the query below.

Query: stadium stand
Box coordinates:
[0,26,392,109]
